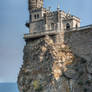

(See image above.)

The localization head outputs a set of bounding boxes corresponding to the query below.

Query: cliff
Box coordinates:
[18,29,92,92]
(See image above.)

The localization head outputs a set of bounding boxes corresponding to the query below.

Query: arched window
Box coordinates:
[76,24,78,28]
[51,23,54,30]
[66,23,70,29]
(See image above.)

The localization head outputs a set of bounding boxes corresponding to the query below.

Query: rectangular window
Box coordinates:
[37,14,39,18]
[34,14,36,19]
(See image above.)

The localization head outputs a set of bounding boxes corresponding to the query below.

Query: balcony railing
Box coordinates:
[24,30,59,39]
[65,24,92,32]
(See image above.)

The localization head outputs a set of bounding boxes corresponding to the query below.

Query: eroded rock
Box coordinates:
[18,36,92,92]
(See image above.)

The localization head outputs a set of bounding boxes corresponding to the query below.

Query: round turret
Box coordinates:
[28,0,43,11]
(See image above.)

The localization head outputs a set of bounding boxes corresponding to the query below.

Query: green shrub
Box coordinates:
[33,80,43,92]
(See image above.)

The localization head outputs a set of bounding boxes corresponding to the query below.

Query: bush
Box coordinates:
[33,80,43,92]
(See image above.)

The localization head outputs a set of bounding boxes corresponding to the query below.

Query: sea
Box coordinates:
[0,83,19,92]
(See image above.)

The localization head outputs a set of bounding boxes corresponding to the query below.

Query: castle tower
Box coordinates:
[28,0,43,11]
[27,0,46,34]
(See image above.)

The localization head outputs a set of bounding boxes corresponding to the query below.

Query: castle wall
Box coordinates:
[63,19,73,29]
[46,27,92,61]
[72,19,80,28]
[31,12,43,22]
[64,28,92,61]
[45,12,58,30]
[30,20,45,33]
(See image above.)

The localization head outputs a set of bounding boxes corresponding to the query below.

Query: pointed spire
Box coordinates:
[48,6,51,11]
[57,3,60,11]
[68,9,70,15]
[57,4,60,9]
[67,9,70,17]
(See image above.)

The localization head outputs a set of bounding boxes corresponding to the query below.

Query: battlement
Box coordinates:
[46,11,58,17]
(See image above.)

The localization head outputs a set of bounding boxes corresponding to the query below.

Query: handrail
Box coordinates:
[65,24,92,31]
[24,29,58,35]
[24,30,59,39]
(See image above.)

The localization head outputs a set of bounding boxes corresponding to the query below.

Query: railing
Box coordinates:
[65,24,92,32]
[24,30,59,39]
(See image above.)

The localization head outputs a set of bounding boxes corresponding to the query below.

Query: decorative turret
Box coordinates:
[26,0,44,28]
[28,0,43,11]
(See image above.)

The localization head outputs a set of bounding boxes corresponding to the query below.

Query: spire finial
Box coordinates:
[66,9,70,17]
[68,9,70,15]
[57,3,60,11]
[48,6,51,11]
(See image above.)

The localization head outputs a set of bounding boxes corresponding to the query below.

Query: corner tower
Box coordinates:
[26,0,46,34]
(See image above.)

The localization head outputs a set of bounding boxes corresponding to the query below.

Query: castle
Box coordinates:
[18,0,92,92]
[24,0,81,40]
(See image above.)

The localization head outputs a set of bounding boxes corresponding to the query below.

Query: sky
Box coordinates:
[0,0,92,83]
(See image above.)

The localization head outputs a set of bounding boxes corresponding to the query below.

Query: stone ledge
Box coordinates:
[24,31,59,39]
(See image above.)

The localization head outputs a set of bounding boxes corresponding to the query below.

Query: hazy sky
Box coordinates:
[0,0,92,82]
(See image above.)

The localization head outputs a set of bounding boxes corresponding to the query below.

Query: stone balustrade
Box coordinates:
[24,30,59,39]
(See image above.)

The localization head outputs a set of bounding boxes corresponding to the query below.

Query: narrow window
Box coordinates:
[37,14,39,18]
[51,23,54,30]
[66,23,70,29]
[34,14,36,19]
[48,25,50,30]
[76,24,78,28]
[30,15,32,21]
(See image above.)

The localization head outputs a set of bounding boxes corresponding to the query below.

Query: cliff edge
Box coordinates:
[18,35,92,92]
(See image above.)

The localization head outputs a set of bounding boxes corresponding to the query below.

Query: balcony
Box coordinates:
[24,30,59,39]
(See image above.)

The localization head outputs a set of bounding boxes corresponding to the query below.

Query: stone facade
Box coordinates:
[18,0,92,92]
[29,10,80,33]
[27,0,80,34]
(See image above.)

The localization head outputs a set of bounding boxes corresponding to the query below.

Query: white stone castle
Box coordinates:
[24,0,83,39]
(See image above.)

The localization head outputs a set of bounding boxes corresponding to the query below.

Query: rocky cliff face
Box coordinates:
[18,35,92,92]
[64,29,92,61]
